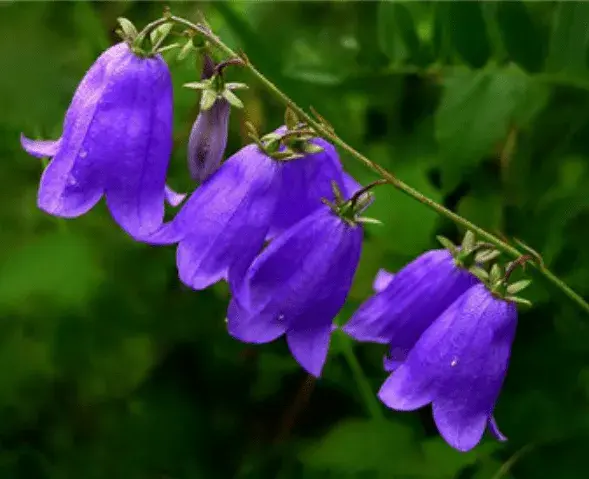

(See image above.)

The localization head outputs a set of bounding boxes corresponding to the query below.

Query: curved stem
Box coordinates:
[169,15,589,315]
[340,336,385,421]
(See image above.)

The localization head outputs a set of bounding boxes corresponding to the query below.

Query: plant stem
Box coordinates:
[170,15,589,315]
[340,336,385,421]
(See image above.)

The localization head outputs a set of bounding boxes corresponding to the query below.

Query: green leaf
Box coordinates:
[436,65,544,179]
[546,2,589,74]
[447,1,491,68]
[377,0,421,65]
[300,419,420,475]
[496,1,546,72]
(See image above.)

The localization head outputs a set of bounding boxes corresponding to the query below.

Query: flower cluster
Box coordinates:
[21,22,532,454]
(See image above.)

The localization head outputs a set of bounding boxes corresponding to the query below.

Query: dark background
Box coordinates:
[1,1,589,477]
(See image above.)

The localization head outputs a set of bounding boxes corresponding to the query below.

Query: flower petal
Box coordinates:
[187,99,231,183]
[432,400,488,452]
[20,135,62,158]
[372,268,394,293]
[164,184,187,207]
[488,415,508,442]
[287,325,332,377]
[343,249,477,345]
[35,44,131,217]
[173,145,280,290]
[378,362,435,411]
[226,298,287,343]
[234,207,362,377]
[105,52,173,237]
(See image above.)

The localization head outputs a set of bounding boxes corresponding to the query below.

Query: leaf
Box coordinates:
[496,1,546,72]
[377,0,421,65]
[436,65,545,178]
[546,2,589,74]
[299,419,420,475]
[447,1,491,68]
[0,232,102,314]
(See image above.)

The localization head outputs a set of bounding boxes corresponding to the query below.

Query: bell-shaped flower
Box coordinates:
[21,42,174,238]
[227,200,365,377]
[378,283,517,451]
[144,143,282,290]
[186,54,231,183]
[343,249,479,370]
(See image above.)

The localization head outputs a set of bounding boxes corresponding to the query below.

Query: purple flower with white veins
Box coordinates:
[227,204,364,377]
[343,249,479,370]
[21,42,174,238]
[378,283,517,452]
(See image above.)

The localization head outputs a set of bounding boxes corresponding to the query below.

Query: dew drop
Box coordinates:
[67,177,78,187]
[277,314,285,321]
[450,357,459,367]
[79,149,87,158]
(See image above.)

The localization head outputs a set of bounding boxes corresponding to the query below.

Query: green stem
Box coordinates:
[340,337,385,421]
[170,15,589,315]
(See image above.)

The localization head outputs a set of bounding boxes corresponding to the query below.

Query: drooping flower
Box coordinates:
[343,249,479,370]
[378,283,517,451]
[144,143,282,290]
[21,42,174,238]
[227,203,364,377]
[186,54,231,183]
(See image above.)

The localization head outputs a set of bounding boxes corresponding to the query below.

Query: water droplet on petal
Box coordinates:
[450,357,459,367]
[67,176,78,187]
[79,149,87,158]
[277,314,285,321]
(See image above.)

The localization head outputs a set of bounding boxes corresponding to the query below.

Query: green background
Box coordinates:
[1,1,589,477]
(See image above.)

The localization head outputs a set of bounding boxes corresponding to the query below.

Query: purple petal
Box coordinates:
[372,268,394,293]
[226,298,287,343]
[343,249,478,345]
[383,346,408,372]
[104,51,173,237]
[164,184,187,207]
[233,207,363,377]
[20,135,62,158]
[488,415,508,442]
[172,145,281,290]
[432,401,489,452]
[342,171,362,199]
[34,44,131,217]
[378,362,435,411]
[187,99,231,183]
[287,325,333,377]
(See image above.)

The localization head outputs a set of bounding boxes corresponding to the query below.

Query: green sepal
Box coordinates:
[300,142,324,155]
[461,230,476,253]
[475,249,501,263]
[150,23,174,47]
[489,264,503,285]
[183,81,209,90]
[284,107,299,130]
[225,82,249,91]
[356,216,382,226]
[222,89,244,109]
[200,89,218,110]
[177,39,195,61]
[436,235,458,255]
[507,279,532,295]
[469,266,489,282]
[505,296,533,307]
[117,17,138,40]
[155,43,180,55]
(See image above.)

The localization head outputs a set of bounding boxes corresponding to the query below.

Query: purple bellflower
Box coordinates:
[227,204,364,377]
[187,54,231,183]
[343,249,479,370]
[21,42,174,238]
[378,283,517,452]
[145,143,282,290]
[143,127,362,293]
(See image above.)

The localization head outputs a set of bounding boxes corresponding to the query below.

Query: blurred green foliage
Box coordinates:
[1,1,589,477]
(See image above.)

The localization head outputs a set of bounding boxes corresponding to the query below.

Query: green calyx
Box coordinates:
[247,109,327,161]
[184,75,248,111]
[437,231,533,306]
[118,17,181,58]
[322,181,379,227]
